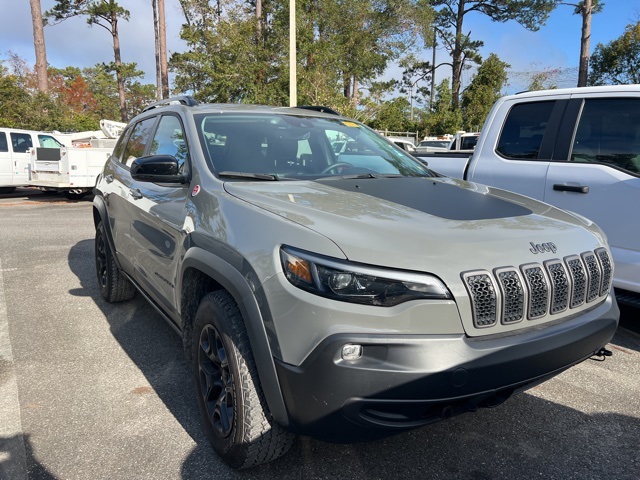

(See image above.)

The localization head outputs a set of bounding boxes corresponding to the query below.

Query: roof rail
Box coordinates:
[142,96,199,112]
[295,105,341,115]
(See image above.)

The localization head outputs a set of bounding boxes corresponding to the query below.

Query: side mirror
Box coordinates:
[130,155,187,184]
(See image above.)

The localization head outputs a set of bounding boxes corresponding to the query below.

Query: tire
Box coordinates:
[63,191,88,200]
[192,291,294,469]
[94,221,136,302]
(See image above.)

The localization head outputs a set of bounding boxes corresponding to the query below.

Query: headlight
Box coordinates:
[280,246,451,306]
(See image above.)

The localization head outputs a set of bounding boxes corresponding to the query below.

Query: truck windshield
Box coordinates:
[195,113,432,179]
[38,135,64,148]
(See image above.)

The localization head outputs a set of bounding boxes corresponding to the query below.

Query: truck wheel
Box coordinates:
[192,291,294,469]
[94,222,136,302]
[63,191,88,200]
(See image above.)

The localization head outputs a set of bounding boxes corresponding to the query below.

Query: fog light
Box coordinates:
[341,344,362,360]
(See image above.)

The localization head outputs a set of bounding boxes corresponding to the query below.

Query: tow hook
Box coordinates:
[591,347,613,361]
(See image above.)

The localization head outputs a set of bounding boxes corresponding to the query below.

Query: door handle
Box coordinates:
[553,184,589,194]
[129,188,143,200]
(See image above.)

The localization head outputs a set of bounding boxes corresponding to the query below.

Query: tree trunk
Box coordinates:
[577,0,592,87]
[256,0,262,38]
[30,0,48,93]
[158,0,169,98]
[111,12,128,122]
[451,0,465,110]
[153,0,161,100]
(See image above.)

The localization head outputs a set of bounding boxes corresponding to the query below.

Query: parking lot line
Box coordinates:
[0,258,28,480]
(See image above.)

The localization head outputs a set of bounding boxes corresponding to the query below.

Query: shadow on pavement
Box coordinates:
[67,238,640,479]
[0,434,56,480]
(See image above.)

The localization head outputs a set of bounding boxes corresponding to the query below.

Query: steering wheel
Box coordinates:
[320,162,353,174]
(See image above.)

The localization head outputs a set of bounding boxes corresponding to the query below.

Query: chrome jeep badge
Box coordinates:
[529,242,557,254]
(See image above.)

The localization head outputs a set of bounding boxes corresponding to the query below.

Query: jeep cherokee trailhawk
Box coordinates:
[93,97,619,469]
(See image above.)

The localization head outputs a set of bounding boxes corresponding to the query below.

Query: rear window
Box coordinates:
[570,98,640,175]
[496,101,555,160]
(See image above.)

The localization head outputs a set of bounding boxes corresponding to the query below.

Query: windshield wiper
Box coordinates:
[339,173,407,179]
[217,171,279,181]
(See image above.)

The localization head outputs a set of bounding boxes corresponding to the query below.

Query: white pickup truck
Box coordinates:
[415,85,640,304]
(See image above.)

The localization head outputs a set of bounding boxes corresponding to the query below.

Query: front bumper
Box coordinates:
[275,295,619,442]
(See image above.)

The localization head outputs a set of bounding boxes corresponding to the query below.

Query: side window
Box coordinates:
[496,101,555,160]
[37,135,63,148]
[148,115,189,169]
[122,117,156,167]
[10,133,33,153]
[461,135,478,150]
[571,98,640,175]
[0,133,7,152]
[111,129,130,163]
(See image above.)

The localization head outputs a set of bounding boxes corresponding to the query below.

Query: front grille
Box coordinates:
[462,249,612,329]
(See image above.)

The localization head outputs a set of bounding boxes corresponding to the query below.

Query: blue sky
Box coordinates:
[0,0,638,98]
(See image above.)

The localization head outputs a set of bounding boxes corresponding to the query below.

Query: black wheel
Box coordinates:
[94,221,136,302]
[192,291,294,469]
[63,191,88,200]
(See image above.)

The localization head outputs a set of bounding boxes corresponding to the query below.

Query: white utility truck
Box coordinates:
[28,120,125,199]
[0,128,64,193]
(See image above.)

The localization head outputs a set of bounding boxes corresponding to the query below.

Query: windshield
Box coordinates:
[194,113,432,179]
[38,134,64,148]
[419,140,450,148]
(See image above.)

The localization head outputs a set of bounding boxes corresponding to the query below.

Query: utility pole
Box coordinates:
[289,0,296,106]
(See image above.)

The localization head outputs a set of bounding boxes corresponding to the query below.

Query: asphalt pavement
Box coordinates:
[0,189,639,480]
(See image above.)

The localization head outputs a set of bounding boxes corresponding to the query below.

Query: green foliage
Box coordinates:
[431,1,556,108]
[461,53,509,130]
[423,79,462,135]
[526,69,559,90]
[0,55,155,131]
[171,1,286,104]
[568,0,603,16]
[589,22,640,86]
[45,0,130,28]
[368,97,418,132]
[171,0,413,110]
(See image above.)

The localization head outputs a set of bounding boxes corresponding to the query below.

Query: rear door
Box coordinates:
[468,96,570,199]
[545,95,640,293]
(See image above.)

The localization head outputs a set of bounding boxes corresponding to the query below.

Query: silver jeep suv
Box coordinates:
[93,97,619,469]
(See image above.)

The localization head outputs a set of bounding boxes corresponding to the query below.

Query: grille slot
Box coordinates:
[565,255,587,308]
[462,272,498,328]
[495,268,525,324]
[596,248,613,296]
[582,252,601,303]
[464,249,612,329]
[545,260,570,314]
[520,264,549,320]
